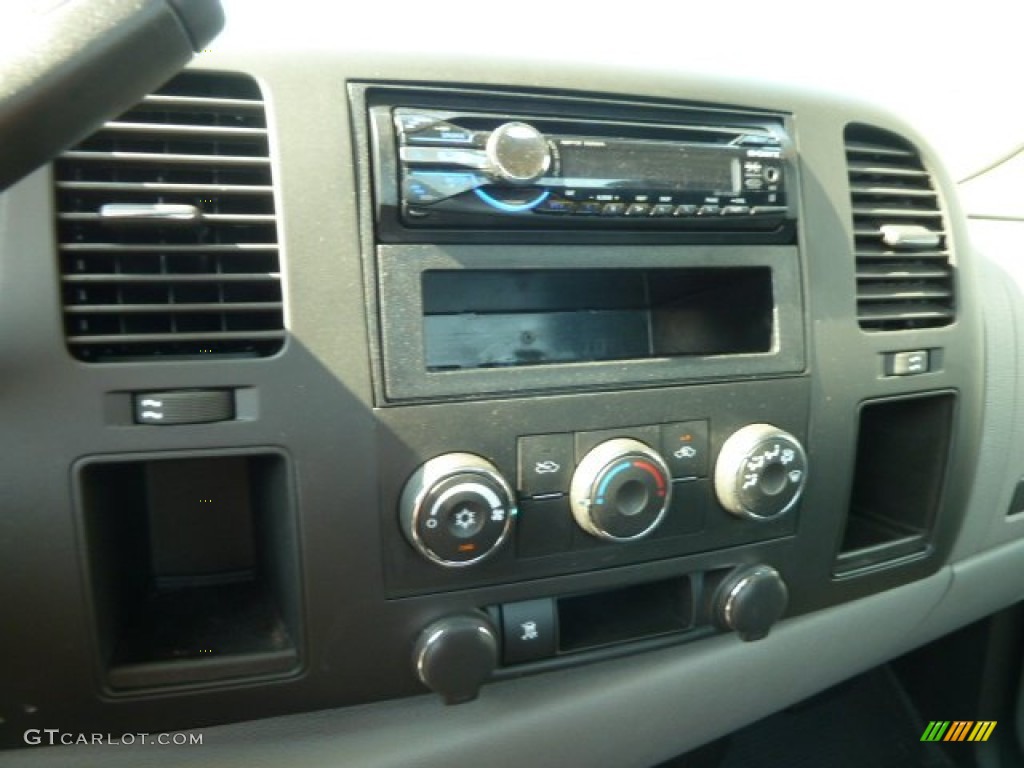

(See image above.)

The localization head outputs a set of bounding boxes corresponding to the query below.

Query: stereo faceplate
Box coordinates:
[377,106,791,232]
[361,84,798,244]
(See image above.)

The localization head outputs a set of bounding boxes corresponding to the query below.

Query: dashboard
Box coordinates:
[3,2,1024,766]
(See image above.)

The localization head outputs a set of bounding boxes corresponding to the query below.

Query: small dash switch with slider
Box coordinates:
[134,390,234,425]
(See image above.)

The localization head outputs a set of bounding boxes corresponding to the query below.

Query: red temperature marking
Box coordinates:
[632,460,666,494]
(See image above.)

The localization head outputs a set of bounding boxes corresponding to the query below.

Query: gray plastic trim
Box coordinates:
[3,566,952,767]
[0,3,1005,759]
[949,219,1024,560]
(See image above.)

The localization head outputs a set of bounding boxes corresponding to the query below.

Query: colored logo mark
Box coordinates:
[921,721,996,742]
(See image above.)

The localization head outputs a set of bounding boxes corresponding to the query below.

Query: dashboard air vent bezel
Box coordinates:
[845,124,955,332]
[54,71,285,362]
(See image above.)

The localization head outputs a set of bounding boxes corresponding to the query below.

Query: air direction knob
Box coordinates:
[485,122,552,184]
[400,453,516,567]
[714,424,807,520]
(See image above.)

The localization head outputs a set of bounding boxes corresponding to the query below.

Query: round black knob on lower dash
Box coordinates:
[715,565,789,642]
[413,614,498,705]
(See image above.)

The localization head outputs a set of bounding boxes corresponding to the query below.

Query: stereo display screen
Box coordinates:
[559,141,741,195]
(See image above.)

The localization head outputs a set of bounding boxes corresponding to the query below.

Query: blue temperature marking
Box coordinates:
[474,188,549,212]
[408,171,478,180]
[595,461,631,504]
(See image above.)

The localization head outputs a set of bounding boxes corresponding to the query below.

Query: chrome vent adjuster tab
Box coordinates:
[844,124,955,331]
[54,72,285,362]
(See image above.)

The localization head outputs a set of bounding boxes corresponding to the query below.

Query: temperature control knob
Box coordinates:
[485,122,552,184]
[714,424,807,520]
[400,453,516,567]
[570,438,672,541]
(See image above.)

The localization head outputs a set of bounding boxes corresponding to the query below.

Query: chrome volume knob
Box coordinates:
[714,424,807,520]
[400,453,516,567]
[485,122,552,184]
[570,438,672,542]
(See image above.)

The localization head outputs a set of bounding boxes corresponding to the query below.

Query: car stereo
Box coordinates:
[352,86,805,401]
[368,99,796,241]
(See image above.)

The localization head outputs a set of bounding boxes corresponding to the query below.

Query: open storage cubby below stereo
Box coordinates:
[375,244,805,401]
[422,268,773,370]
[77,451,301,690]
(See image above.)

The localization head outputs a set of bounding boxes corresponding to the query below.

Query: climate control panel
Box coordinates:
[395,420,809,573]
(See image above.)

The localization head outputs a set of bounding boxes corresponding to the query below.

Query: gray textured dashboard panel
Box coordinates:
[3,566,953,768]
[0,1,1019,762]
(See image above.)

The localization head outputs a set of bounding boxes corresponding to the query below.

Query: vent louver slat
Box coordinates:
[55,72,285,361]
[844,124,955,331]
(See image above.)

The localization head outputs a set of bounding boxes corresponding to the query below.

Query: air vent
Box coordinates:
[54,72,285,361]
[845,124,954,331]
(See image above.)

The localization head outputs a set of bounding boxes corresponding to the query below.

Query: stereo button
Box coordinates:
[601,203,626,216]
[575,201,602,215]
[537,198,574,214]
[403,177,444,205]
[625,203,650,216]
[396,112,438,134]
[698,205,721,216]
[650,204,675,217]
[673,204,698,216]
[404,172,481,204]
[400,146,488,168]
[406,124,477,146]
[721,205,751,216]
